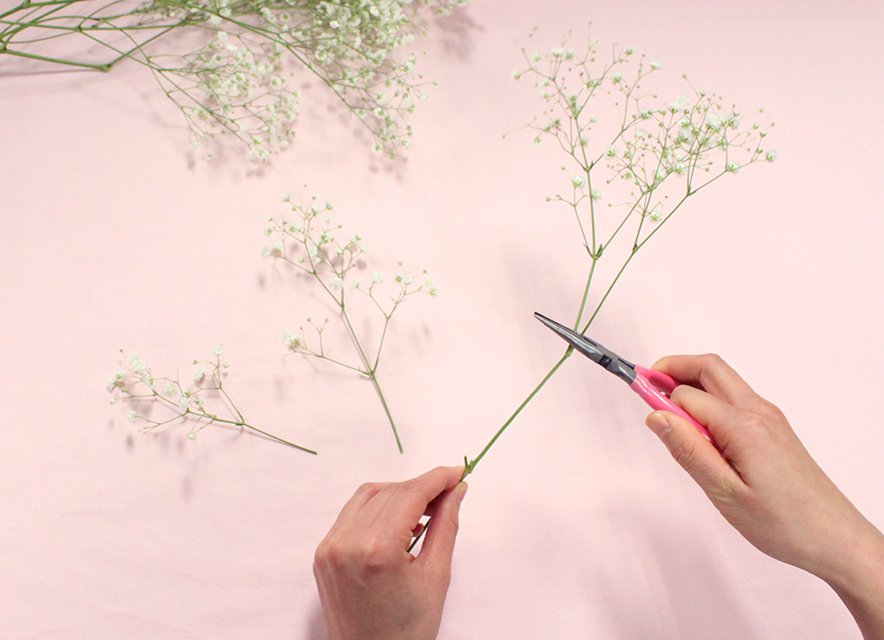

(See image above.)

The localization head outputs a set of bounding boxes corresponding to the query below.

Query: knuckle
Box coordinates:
[739,410,768,433]
[312,543,326,568]
[360,539,393,574]
[355,482,380,498]
[445,509,461,537]
[313,536,395,576]
[702,353,726,371]
[759,401,788,424]
[315,535,394,574]
[315,538,347,570]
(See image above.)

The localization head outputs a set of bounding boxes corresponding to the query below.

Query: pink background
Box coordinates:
[2,1,882,638]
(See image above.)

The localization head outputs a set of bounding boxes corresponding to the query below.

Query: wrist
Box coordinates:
[815,520,884,640]
[814,517,883,587]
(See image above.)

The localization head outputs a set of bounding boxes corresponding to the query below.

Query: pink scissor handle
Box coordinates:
[631,365,717,447]
[635,365,679,396]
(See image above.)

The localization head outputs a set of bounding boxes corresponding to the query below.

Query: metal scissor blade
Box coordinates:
[534,312,605,362]
[534,312,636,383]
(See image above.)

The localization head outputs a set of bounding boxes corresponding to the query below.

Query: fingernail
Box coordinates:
[646,411,671,437]
[455,481,468,504]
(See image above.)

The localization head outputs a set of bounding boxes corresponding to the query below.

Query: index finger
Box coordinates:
[653,353,758,408]
[378,466,465,543]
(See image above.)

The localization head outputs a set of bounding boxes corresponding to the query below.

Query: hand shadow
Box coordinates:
[594,501,760,640]
[305,596,327,640]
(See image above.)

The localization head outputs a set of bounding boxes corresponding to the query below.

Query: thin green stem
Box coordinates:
[211,415,317,454]
[465,348,573,476]
[367,371,403,454]
[573,257,597,331]
[580,253,635,334]
[0,46,107,69]
[340,304,403,453]
[218,386,245,423]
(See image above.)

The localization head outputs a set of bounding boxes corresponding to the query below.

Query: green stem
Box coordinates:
[465,244,645,477]
[340,305,403,453]
[211,415,317,455]
[465,348,573,477]
[367,371,403,454]
[573,257,597,331]
[580,252,635,334]
[0,46,107,69]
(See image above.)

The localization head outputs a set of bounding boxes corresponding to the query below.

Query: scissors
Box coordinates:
[534,312,716,446]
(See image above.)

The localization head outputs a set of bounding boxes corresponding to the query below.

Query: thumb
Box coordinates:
[418,481,468,574]
[646,411,740,499]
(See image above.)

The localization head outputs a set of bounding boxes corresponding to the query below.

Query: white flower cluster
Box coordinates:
[179,31,299,159]
[262,194,436,314]
[262,192,435,452]
[107,349,220,436]
[0,0,469,159]
[139,0,470,158]
[106,347,314,452]
[514,33,774,238]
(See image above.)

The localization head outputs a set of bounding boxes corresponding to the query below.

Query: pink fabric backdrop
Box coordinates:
[2,1,882,638]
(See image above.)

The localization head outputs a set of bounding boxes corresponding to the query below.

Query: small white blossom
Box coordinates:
[371,270,383,284]
[282,330,301,350]
[212,344,224,356]
[106,370,125,393]
[572,176,585,189]
[329,276,344,290]
[128,353,147,373]
[127,410,138,424]
[765,150,777,162]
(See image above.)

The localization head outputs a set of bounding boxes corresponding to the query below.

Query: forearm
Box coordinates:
[817,519,884,640]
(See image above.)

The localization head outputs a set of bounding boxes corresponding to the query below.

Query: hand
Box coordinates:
[313,466,468,640]
[645,354,884,639]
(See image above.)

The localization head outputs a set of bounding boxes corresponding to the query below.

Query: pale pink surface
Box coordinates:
[1,1,882,638]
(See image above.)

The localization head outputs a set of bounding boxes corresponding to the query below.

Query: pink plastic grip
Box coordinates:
[631,365,717,446]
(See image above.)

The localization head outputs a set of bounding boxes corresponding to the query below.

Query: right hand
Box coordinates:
[643,354,883,638]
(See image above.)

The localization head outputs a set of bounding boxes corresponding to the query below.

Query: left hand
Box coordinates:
[313,466,468,640]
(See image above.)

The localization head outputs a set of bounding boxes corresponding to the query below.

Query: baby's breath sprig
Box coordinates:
[465,29,776,476]
[107,346,316,453]
[264,193,436,453]
[0,0,468,158]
